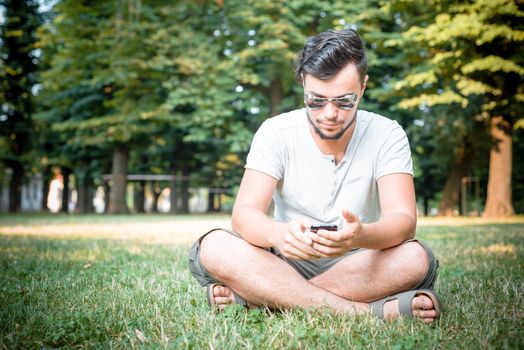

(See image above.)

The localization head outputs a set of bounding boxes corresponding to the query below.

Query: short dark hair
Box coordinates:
[294,29,367,84]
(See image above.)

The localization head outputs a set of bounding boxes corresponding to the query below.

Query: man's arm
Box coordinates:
[359,172,417,248]
[231,168,280,247]
[311,173,417,254]
[232,169,323,259]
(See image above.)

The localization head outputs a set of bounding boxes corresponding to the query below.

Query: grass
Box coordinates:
[0,214,523,349]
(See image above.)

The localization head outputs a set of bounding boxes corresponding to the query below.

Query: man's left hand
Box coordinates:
[309,209,363,257]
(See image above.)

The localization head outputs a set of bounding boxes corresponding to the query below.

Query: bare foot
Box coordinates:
[210,284,237,311]
[382,293,439,324]
[209,284,257,311]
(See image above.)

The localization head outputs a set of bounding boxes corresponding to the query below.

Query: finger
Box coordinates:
[313,229,342,244]
[284,245,319,260]
[297,217,313,231]
[342,209,359,223]
[289,221,313,245]
[310,233,339,247]
[282,233,320,258]
[311,242,345,256]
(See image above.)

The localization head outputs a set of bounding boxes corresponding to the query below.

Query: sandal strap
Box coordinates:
[397,290,418,317]
[369,295,395,320]
[369,290,419,319]
[370,289,441,320]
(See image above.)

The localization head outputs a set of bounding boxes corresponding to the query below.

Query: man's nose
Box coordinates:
[323,101,338,120]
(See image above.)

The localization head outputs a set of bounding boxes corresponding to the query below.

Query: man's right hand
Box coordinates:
[271,220,328,260]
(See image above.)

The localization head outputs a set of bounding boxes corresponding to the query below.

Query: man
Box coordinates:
[189,29,441,323]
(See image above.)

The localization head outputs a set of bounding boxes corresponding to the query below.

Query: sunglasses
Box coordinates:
[304,92,358,111]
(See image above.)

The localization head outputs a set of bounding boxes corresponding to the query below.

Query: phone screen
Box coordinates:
[310,224,338,233]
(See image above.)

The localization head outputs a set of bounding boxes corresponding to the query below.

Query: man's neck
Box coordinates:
[310,122,356,165]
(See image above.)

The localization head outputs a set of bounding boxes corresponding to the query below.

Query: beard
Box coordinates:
[306,109,357,140]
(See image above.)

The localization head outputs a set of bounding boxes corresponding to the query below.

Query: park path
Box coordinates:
[0,217,232,245]
[1,215,521,245]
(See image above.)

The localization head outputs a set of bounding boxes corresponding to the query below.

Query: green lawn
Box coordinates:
[0,214,522,349]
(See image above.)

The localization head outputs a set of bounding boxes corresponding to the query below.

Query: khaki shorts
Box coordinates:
[188,228,439,290]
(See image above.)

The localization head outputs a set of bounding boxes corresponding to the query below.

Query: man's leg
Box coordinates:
[197,230,438,322]
[308,241,439,322]
[199,229,367,315]
[309,241,430,302]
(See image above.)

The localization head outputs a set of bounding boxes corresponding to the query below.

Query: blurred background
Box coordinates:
[0,0,522,217]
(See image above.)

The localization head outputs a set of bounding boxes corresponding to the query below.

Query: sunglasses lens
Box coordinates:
[305,97,326,110]
[335,100,355,110]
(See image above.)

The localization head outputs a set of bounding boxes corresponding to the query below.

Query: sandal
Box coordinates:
[206,283,248,309]
[369,289,441,320]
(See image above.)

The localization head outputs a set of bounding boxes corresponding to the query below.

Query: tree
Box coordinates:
[391,0,523,217]
[39,1,175,214]
[0,0,41,212]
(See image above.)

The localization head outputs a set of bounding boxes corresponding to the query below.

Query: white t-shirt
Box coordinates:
[245,108,413,227]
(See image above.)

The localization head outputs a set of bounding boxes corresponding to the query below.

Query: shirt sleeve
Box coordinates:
[375,121,413,180]
[245,119,284,180]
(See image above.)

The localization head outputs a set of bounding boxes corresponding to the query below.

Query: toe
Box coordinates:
[213,285,232,298]
[412,295,434,311]
[412,294,438,322]
[211,284,236,308]
[413,309,437,319]
[214,296,234,305]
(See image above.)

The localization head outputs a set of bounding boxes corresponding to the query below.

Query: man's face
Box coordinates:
[303,64,367,141]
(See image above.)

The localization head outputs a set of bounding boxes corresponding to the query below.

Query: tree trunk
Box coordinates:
[75,163,88,214]
[108,145,129,214]
[151,182,161,213]
[180,165,190,214]
[207,190,215,213]
[169,165,177,214]
[76,180,86,214]
[423,196,429,216]
[269,79,283,117]
[86,185,94,213]
[40,166,52,212]
[8,163,23,212]
[76,175,94,214]
[483,116,514,218]
[103,180,110,213]
[216,192,222,212]
[438,149,473,216]
[61,168,71,213]
[134,180,146,213]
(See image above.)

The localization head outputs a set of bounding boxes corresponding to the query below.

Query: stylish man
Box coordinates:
[189,29,440,323]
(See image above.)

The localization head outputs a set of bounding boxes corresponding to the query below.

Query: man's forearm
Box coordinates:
[357,213,416,250]
[231,205,285,248]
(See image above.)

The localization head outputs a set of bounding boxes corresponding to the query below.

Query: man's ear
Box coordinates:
[361,75,369,92]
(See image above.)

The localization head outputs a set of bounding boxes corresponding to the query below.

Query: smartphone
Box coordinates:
[310,224,338,233]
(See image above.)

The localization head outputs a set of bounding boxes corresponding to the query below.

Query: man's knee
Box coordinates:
[396,241,431,281]
[200,230,234,266]
[402,240,438,288]
[188,229,236,287]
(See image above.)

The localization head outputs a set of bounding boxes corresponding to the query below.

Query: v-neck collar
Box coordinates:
[302,108,368,167]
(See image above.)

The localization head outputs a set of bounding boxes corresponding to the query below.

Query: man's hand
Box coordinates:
[272,220,328,260]
[309,209,364,257]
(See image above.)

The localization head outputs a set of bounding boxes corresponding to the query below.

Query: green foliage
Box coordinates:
[370,0,523,213]
[7,0,521,214]
[0,0,41,170]
[38,1,169,147]
[396,0,523,121]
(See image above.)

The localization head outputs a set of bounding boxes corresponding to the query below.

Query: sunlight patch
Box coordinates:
[424,233,458,240]
[477,243,517,258]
